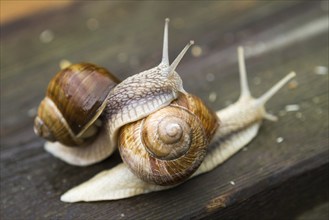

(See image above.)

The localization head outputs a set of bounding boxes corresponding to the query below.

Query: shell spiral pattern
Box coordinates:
[118,92,219,185]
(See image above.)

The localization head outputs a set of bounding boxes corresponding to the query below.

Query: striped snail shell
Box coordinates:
[34,63,120,147]
[118,92,219,185]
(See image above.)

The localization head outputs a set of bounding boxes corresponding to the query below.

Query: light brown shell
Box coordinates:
[34,63,120,146]
[118,92,219,185]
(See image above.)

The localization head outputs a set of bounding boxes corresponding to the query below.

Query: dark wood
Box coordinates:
[1,1,328,219]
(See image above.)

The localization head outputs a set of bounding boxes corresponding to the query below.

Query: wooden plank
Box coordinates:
[1,1,328,219]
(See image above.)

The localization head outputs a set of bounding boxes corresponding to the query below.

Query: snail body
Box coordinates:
[34,19,295,202]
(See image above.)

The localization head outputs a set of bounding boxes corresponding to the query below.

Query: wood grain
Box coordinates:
[1,1,328,219]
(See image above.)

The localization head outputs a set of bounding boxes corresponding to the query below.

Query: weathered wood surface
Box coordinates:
[1,1,328,219]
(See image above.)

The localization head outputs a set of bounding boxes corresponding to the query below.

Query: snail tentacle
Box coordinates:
[160,18,170,66]
[168,40,194,77]
[237,47,251,99]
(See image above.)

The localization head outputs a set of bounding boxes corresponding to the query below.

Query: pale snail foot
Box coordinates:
[45,127,115,166]
[61,163,173,202]
[60,116,260,203]
[193,122,261,176]
[60,47,295,203]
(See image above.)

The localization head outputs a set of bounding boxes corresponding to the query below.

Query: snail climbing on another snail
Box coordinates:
[35,19,218,180]
[34,18,296,202]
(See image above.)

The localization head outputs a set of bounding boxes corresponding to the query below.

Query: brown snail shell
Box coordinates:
[118,92,219,185]
[34,63,120,147]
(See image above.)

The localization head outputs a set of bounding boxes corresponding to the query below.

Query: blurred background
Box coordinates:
[1,1,328,219]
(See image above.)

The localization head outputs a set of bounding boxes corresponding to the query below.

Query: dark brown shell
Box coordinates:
[34,63,119,146]
[118,92,219,185]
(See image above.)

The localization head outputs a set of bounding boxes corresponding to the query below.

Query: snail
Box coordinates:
[34,19,296,202]
[34,63,121,165]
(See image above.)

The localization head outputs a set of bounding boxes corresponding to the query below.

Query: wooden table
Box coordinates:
[1,1,328,219]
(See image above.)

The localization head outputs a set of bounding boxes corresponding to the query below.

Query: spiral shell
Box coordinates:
[118,92,219,185]
[34,63,120,146]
